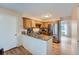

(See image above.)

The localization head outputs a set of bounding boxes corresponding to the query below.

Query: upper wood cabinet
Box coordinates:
[23,17,53,29]
[23,18,32,29]
[41,22,53,28]
[33,20,42,28]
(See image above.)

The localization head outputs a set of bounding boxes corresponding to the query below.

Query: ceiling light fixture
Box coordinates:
[40,13,52,20]
[44,15,49,18]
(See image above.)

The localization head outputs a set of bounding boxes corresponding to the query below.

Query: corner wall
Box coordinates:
[0,7,22,46]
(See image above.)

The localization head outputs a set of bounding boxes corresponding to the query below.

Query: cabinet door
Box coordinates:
[23,19,26,29]
[26,20,32,28]
[23,18,32,29]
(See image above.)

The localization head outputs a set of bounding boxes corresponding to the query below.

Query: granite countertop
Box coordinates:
[26,33,53,41]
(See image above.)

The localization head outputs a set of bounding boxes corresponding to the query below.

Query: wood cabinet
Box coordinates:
[33,20,42,28]
[42,22,48,28]
[23,18,32,29]
[23,17,53,29]
[41,22,52,28]
[23,18,42,29]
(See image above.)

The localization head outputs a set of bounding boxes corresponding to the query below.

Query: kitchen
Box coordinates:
[21,17,60,55]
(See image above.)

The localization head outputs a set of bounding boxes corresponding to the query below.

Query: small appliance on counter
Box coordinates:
[27,28,33,34]
[21,29,27,35]
[33,28,40,33]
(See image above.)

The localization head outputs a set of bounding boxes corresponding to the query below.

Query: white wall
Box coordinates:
[71,4,77,40]
[70,4,77,41]
[77,7,79,42]
[71,4,78,54]
[71,21,77,39]
[0,8,22,47]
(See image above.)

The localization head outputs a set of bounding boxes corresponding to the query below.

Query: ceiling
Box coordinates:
[0,3,73,19]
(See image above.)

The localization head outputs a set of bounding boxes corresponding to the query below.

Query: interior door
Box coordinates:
[0,14,17,51]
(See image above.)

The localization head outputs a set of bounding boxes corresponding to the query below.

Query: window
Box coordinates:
[61,21,67,36]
